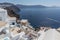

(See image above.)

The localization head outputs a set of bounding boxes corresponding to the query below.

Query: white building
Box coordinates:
[43,29,60,40]
[0,8,18,40]
[0,8,18,28]
[0,8,8,22]
[37,28,60,40]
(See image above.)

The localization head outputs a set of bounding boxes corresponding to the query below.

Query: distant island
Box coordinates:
[16,4,47,8]
[0,2,60,9]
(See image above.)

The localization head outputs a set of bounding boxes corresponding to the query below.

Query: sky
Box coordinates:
[0,0,60,6]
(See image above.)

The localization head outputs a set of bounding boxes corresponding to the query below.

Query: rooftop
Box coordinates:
[0,21,7,27]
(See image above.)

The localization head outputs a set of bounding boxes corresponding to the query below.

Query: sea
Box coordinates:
[19,8,60,28]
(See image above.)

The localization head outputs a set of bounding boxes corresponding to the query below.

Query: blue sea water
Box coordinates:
[19,8,60,28]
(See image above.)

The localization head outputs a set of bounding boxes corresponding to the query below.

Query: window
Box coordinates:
[0,17,2,21]
[12,22,15,25]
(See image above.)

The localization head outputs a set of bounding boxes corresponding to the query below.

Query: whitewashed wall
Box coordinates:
[43,29,60,40]
[0,8,8,22]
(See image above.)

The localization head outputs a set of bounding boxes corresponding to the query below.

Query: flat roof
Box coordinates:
[0,21,7,27]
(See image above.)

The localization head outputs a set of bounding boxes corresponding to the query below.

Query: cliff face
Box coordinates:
[0,2,20,19]
[4,7,20,19]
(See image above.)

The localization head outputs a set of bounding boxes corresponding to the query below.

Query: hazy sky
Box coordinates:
[0,0,60,6]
